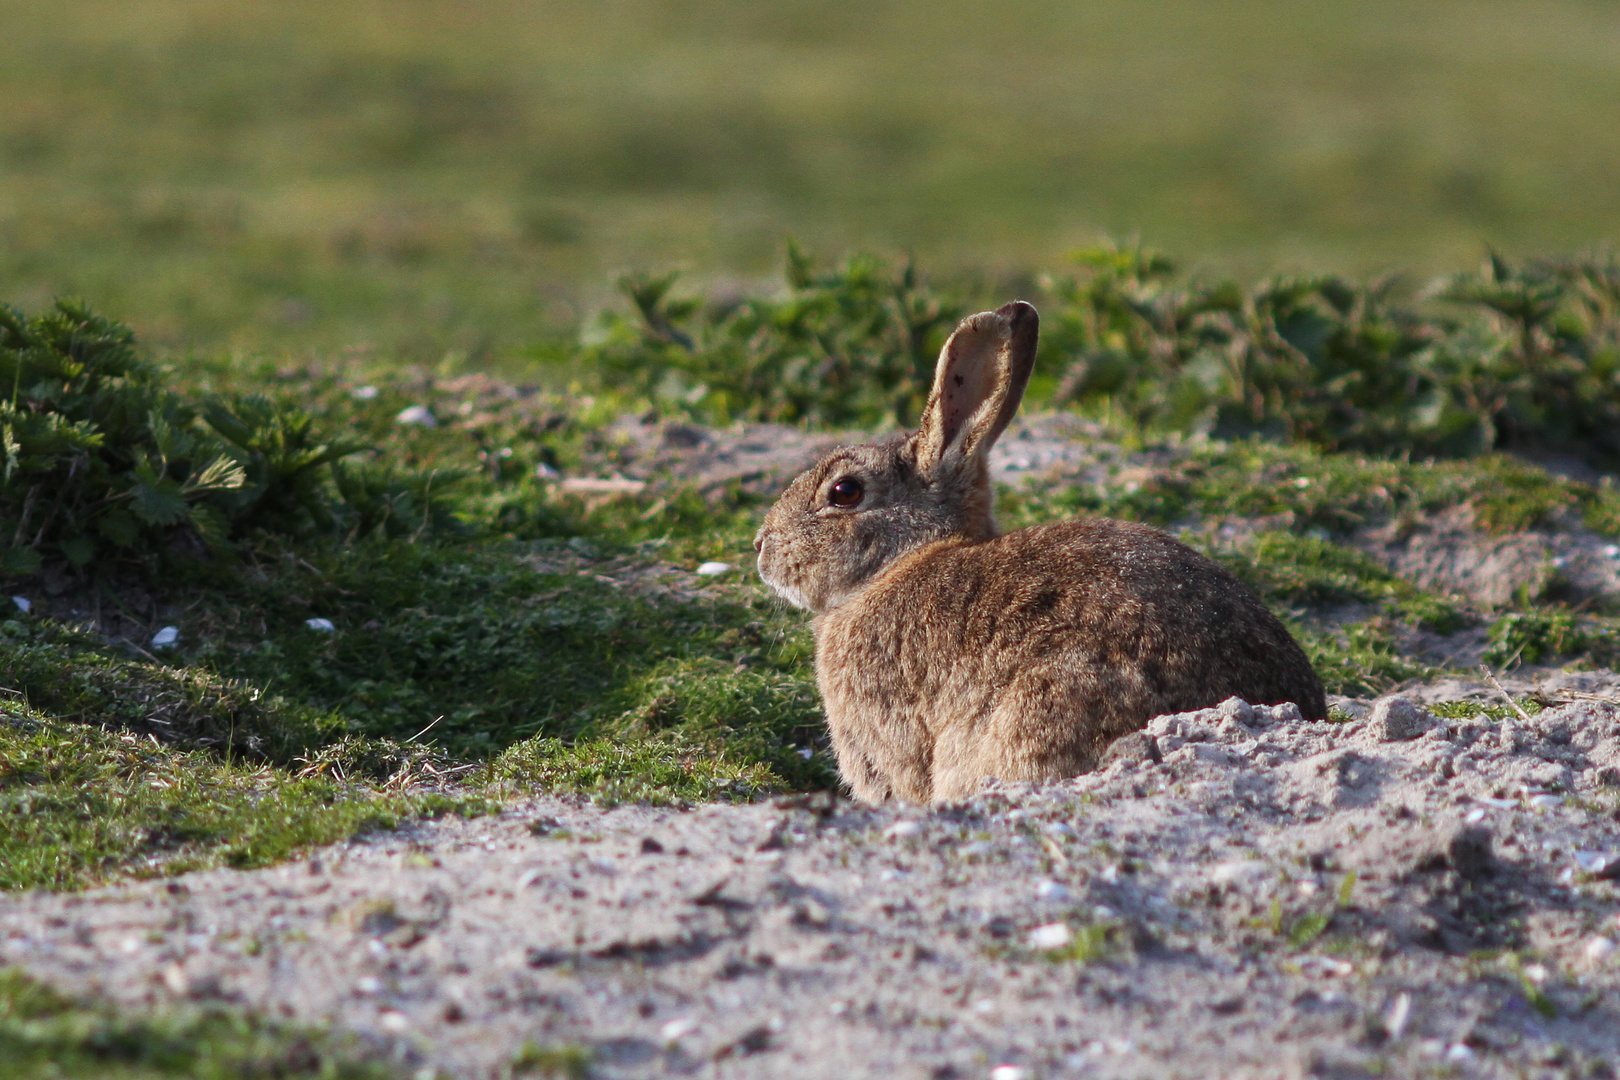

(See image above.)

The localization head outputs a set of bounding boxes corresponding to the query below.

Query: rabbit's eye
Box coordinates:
[828,477,864,507]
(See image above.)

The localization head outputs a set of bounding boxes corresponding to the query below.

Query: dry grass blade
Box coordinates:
[1480,665,1534,722]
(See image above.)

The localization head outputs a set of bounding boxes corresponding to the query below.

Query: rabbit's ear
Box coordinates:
[915,301,1038,474]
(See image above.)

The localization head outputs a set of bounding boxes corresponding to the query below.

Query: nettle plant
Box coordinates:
[1,301,447,576]
[587,243,965,428]
[1038,245,1620,467]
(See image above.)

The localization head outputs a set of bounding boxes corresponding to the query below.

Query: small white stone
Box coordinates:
[1464,808,1487,824]
[1444,1043,1475,1062]
[394,405,437,427]
[695,561,734,577]
[378,1010,409,1033]
[1572,850,1613,875]
[1585,937,1616,963]
[1036,880,1072,902]
[1528,794,1563,810]
[151,626,180,649]
[350,385,380,401]
[11,596,29,613]
[304,617,336,632]
[1523,963,1549,984]
[884,820,923,840]
[990,1067,1027,1080]
[972,997,997,1014]
[1027,923,1073,950]
[1092,904,1117,921]
[355,977,382,995]
[659,1017,697,1043]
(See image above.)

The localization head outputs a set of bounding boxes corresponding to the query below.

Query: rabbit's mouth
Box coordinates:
[756,557,813,611]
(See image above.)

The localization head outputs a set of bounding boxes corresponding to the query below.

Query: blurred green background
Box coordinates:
[3,0,1619,362]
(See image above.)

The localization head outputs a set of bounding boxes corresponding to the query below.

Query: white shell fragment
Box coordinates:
[695,562,734,577]
[1026,923,1073,950]
[659,1017,697,1044]
[305,618,336,632]
[350,385,380,401]
[150,626,180,649]
[1384,992,1412,1039]
[1035,880,1072,902]
[394,405,437,427]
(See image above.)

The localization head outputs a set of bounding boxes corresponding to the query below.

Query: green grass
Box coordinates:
[0,968,400,1080]
[4,0,1620,360]
[1,524,828,883]
[0,695,491,891]
[997,440,1620,541]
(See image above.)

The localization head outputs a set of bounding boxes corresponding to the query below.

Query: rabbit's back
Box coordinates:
[815,517,1325,802]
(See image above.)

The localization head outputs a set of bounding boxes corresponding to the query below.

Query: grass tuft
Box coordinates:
[0,968,397,1079]
[0,701,490,892]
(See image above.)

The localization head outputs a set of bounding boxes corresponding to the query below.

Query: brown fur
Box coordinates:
[755,301,1326,804]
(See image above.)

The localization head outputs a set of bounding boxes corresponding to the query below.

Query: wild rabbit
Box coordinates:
[755,300,1326,804]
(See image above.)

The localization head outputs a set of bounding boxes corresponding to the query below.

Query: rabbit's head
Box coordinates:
[756,301,1038,612]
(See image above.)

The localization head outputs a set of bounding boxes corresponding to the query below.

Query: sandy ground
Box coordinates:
[4,680,1618,1080]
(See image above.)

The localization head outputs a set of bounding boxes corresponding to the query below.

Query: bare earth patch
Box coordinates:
[4,686,1618,1080]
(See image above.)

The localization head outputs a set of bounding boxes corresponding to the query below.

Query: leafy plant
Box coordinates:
[1038,243,1620,468]
[586,243,963,427]
[0,300,458,577]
